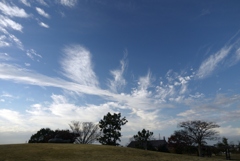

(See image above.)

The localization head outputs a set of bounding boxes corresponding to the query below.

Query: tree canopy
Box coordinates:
[168,130,193,154]
[28,128,75,143]
[28,128,55,143]
[178,120,220,156]
[98,112,128,146]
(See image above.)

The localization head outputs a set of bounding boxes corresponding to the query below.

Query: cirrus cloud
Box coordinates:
[0,1,29,18]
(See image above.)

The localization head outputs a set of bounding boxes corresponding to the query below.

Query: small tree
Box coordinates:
[98,112,128,146]
[133,129,154,150]
[69,121,101,144]
[178,120,220,157]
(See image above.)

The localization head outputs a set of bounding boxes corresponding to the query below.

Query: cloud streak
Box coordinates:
[39,22,49,28]
[20,0,31,7]
[0,27,23,49]
[196,32,240,79]
[58,0,78,7]
[26,49,42,60]
[0,2,29,18]
[0,35,10,47]
[37,0,48,6]
[0,15,23,31]
[196,45,232,79]
[36,7,50,18]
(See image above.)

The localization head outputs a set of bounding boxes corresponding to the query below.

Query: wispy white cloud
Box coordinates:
[0,94,120,135]
[0,92,162,142]
[26,49,42,61]
[177,109,196,118]
[0,53,11,61]
[0,15,23,31]
[0,35,10,47]
[229,48,240,66]
[0,2,29,18]
[196,45,232,79]
[39,22,49,28]
[25,94,118,129]
[0,61,158,111]
[236,48,240,61]
[0,57,239,145]
[36,7,50,18]
[0,109,25,128]
[37,0,48,6]
[155,70,193,103]
[0,43,238,139]
[60,45,99,87]
[0,27,23,49]
[8,34,23,50]
[0,63,109,97]
[20,0,31,7]
[126,109,161,131]
[177,94,240,122]
[108,54,127,93]
[131,71,152,98]
[57,0,77,7]
[0,92,13,98]
[24,63,31,66]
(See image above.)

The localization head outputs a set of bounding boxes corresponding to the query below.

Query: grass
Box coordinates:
[0,144,239,161]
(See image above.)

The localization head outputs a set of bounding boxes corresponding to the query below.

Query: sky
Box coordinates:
[0,0,240,145]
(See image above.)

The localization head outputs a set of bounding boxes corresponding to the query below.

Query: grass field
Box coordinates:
[0,144,239,161]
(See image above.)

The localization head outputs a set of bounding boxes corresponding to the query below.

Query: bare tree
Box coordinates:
[178,120,220,157]
[69,121,101,144]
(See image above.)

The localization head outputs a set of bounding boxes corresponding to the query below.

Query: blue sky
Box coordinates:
[0,0,240,145]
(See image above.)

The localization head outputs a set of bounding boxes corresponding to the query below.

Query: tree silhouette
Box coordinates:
[133,129,154,150]
[178,120,220,157]
[168,130,193,154]
[98,112,127,146]
[29,128,75,143]
[28,128,55,143]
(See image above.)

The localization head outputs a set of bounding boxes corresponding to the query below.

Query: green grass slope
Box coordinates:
[0,144,239,161]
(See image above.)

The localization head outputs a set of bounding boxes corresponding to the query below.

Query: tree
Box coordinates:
[222,137,229,146]
[69,121,101,144]
[216,137,228,151]
[133,129,154,150]
[178,120,220,157]
[168,130,194,154]
[28,128,55,143]
[98,112,128,146]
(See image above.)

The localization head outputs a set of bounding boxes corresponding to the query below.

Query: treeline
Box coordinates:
[29,112,127,145]
[29,112,240,158]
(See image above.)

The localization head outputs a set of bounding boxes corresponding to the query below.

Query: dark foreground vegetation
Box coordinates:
[0,144,239,161]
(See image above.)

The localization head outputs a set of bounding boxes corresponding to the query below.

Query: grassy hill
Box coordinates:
[0,144,239,161]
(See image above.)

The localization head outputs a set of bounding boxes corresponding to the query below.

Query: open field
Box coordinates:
[0,144,239,161]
